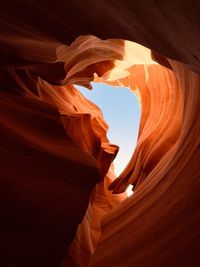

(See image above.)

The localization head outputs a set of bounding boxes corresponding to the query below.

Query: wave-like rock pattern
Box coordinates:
[88,58,200,267]
[0,1,200,267]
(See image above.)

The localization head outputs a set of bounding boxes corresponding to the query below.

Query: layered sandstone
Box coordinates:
[0,1,200,267]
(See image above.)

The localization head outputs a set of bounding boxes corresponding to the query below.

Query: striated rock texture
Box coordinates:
[88,58,200,267]
[0,89,100,267]
[0,1,200,267]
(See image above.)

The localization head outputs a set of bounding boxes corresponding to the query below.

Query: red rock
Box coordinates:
[0,1,200,267]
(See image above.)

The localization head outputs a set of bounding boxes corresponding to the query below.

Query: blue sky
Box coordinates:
[75,82,140,176]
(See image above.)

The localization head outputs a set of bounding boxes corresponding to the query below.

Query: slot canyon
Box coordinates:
[0,1,200,267]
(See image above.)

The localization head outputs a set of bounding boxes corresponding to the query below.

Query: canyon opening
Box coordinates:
[1,2,200,267]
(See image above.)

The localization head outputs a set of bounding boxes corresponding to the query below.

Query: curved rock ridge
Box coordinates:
[0,1,200,267]
[39,82,120,179]
[63,166,126,267]
[1,33,200,267]
[0,67,125,267]
[87,59,200,267]
[64,41,186,267]
[0,89,100,267]
[97,63,183,193]
[0,34,128,266]
[1,1,200,72]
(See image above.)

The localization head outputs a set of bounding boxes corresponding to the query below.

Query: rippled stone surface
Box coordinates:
[0,1,200,267]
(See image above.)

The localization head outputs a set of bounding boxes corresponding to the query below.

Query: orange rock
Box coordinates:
[0,2,200,267]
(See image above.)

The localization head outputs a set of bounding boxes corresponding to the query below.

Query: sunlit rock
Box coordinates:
[0,1,200,267]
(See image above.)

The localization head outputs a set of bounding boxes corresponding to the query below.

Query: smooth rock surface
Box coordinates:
[0,1,200,267]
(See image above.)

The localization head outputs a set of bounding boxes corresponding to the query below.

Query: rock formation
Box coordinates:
[0,1,200,267]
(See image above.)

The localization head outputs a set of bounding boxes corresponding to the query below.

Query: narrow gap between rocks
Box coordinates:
[75,82,141,196]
